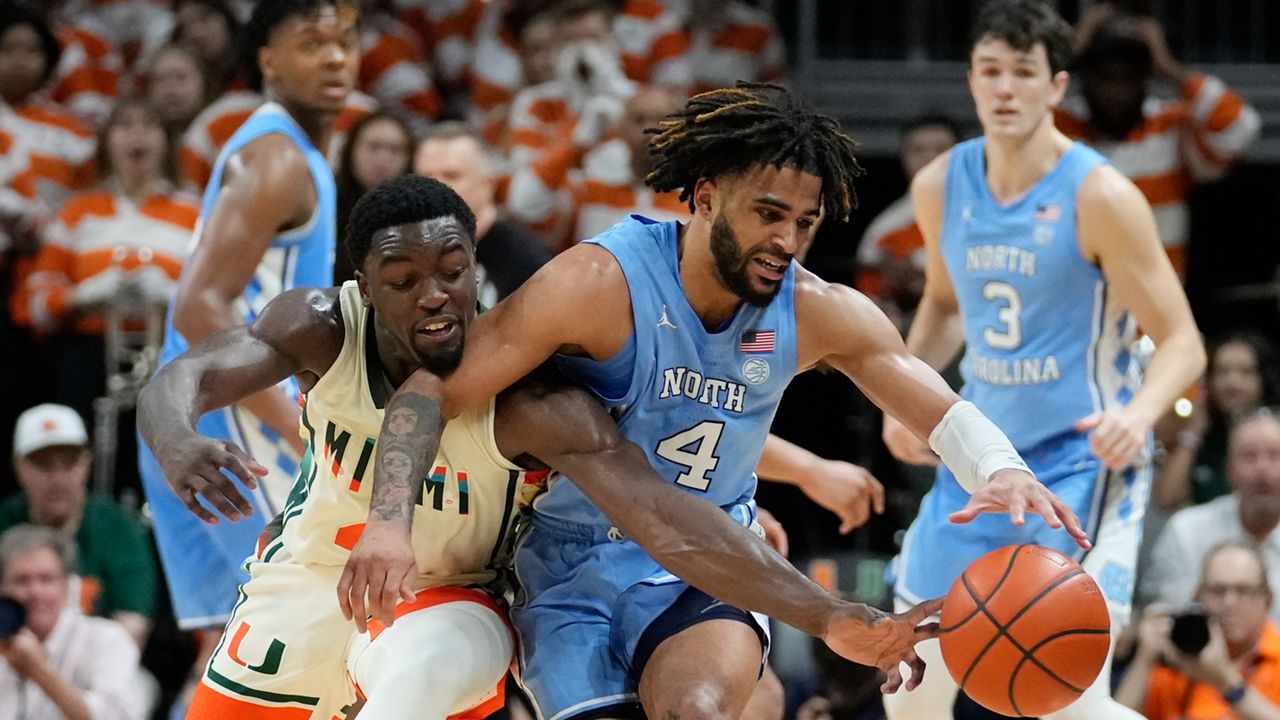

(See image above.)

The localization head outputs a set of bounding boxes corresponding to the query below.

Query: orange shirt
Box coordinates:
[52,18,122,130]
[0,99,97,223]
[1144,620,1280,720]
[359,12,443,135]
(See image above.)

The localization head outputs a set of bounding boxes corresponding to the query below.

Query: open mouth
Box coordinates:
[753,256,788,282]
[416,318,458,343]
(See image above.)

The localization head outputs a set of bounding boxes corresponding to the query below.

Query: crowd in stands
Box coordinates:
[0,1,1275,719]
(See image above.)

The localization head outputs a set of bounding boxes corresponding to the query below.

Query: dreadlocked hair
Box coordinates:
[645,82,865,222]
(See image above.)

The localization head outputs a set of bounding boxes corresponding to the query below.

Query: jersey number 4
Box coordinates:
[983,280,1023,349]
[655,421,725,491]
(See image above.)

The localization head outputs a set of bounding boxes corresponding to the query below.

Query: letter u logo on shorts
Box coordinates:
[227,622,287,675]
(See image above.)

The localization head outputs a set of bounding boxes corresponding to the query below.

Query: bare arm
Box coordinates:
[1076,166,1206,468]
[171,135,318,451]
[903,153,965,369]
[137,287,342,522]
[440,243,631,417]
[756,434,885,533]
[497,383,941,686]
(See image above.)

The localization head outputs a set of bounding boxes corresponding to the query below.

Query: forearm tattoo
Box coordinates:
[370,391,443,522]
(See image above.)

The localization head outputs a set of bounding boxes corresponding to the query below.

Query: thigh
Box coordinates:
[195,559,354,720]
[636,619,763,720]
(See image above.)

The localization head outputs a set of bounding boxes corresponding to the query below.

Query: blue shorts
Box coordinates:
[891,432,1149,621]
[138,404,299,630]
[512,511,770,720]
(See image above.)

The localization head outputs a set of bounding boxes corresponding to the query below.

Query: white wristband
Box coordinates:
[928,401,1031,493]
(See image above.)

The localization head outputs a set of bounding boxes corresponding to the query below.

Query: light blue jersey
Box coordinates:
[893,138,1149,614]
[513,216,797,720]
[139,103,336,629]
[542,216,798,524]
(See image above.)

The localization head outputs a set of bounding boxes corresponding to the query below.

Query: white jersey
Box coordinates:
[275,282,548,589]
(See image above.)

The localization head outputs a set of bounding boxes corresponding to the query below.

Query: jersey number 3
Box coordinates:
[656,421,725,491]
[983,281,1023,349]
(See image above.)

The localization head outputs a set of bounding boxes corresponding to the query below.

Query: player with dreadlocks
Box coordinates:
[333,82,1089,720]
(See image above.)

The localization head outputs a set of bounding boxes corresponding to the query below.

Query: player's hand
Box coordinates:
[756,507,789,557]
[154,434,267,524]
[337,521,417,634]
[949,469,1092,550]
[821,598,943,693]
[796,459,885,533]
[882,414,940,467]
[1075,408,1148,470]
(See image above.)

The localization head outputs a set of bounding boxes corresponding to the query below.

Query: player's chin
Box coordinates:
[414,341,464,376]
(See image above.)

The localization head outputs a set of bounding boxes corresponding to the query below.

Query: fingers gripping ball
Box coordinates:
[938,545,1110,717]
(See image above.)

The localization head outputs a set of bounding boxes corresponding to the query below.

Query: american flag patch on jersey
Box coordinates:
[740,329,775,353]
[1033,203,1061,222]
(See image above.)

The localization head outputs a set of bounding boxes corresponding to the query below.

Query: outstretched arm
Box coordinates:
[137,287,342,523]
[757,434,884,533]
[498,384,939,690]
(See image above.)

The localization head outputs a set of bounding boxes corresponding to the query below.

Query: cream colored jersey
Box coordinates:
[276,282,548,589]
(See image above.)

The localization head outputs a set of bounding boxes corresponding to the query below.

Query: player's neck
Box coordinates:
[982,120,1072,205]
[677,221,741,330]
[270,93,336,152]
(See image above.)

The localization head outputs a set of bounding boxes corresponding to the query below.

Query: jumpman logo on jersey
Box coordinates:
[657,305,678,330]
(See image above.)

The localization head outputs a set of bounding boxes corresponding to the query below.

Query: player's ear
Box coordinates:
[1049,69,1070,105]
[258,46,276,88]
[354,271,371,307]
[693,178,717,220]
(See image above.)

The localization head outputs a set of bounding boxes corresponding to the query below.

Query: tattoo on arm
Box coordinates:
[370,391,443,524]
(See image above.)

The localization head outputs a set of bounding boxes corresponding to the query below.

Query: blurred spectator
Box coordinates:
[415,122,551,305]
[61,0,174,73]
[1118,542,1280,720]
[144,43,210,140]
[0,404,158,647]
[854,113,960,332]
[506,84,687,248]
[649,0,785,94]
[1055,4,1260,277]
[612,0,692,88]
[392,0,484,103]
[0,524,147,720]
[334,110,412,283]
[28,1,124,131]
[17,98,195,442]
[355,0,443,137]
[1155,333,1280,510]
[0,6,97,256]
[1141,410,1280,620]
[170,0,244,95]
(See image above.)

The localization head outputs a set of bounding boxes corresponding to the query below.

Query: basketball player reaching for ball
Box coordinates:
[138,176,945,720]
[881,2,1205,719]
[136,0,360,638]
[337,83,1090,720]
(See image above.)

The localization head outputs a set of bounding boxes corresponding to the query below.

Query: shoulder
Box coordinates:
[1077,163,1144,212]
[253,287,346,360]
[18,103,93,138]
[82,496,144,529]
[80,614,141,655]
[794,266,883,336]
[1164,495,1237,539]
[0,493,29,528]
[909,150,953,227]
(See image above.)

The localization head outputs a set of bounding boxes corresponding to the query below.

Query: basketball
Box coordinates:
[938,545,1111,717]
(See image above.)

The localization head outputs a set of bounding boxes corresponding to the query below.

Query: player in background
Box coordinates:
[136,0,359,644]
[338,82,1091,720]
[881,2,1205,719]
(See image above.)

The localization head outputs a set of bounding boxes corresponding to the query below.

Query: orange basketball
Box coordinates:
[938,544,1111,717]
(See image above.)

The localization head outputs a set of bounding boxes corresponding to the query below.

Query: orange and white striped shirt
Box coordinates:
[614,0,692,88]
[51,18,122,131]
[673,0,785,93]
[507,137,687,250]
[179,90,377,191]
[854,192,926,307]
[359,12,443,136]
[62,0,175,71]
[1055,73,1260,275]
[393,0,485,88]
[22,187,197,335]
[0,99,97,226]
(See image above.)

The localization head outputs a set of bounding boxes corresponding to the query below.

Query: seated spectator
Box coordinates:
[506,84,687,248]
[18,97,196,440]
[1118,541,1280,719]
[855,113,960,333]
[391,0,484,105]
[170,0,245,95]
[35,0,123,131]
[66,0,174,73]
[334,110,412,283]
[356,0,443,137]
[0,404,158,648]
[144,43,211,141]
[0,6,97,256]
[414,122,551,305]
[1055,4,1260,277]
[1141,410,1280,620]
[654,0,785,95]
[0,524,147,720]
[1156,333,1280,510]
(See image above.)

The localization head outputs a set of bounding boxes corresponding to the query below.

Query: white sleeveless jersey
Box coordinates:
[275,282,548,589]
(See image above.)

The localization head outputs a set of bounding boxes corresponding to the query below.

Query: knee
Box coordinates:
[742,669,784,720]
[661,684,739,720]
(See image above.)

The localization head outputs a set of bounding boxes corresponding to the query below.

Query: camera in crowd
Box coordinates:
[0,596,25,641]
[1169,604,1211,655]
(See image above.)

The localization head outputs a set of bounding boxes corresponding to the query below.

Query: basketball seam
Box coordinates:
[1007,626,1111,700]
[958,551,1086,711]
[939,544,1029,633]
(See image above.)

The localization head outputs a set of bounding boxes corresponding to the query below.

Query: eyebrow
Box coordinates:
[757,196,821,217]
[974,54,1037,65]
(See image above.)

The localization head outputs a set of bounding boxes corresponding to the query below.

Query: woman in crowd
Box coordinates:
[144,43,209,142]
[1154,332,1280,509]
[333,110,412,283]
